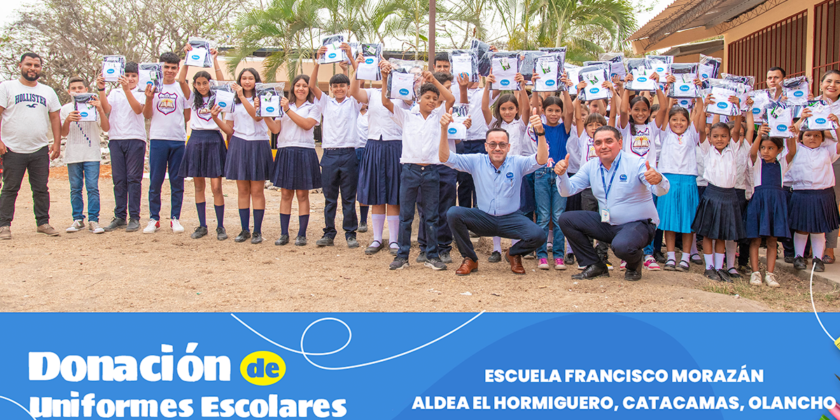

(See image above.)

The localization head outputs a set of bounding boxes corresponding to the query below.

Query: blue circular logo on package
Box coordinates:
[679,85,690,92]
[752,107,760,114]
[816,118,827,124]
[365,58,374,64]
[506,172,514,179]
[637,77,647,83]
[656,67,665,72]
[679,99,690,106]
[218,101,227,107]
[448,128,457,135]
[191,54,200,60]
[329,53,337,59]
[501,79,510,86]
[794,91,804,97]
[589,87,600,94]
[399,88,409,96]
[80,112,88,117]
[716,102,728,109]
[545,80,555,86]
[106,69,115,74]
[266,107,275,112]
[701,73,709,78]
[777,124,788,131]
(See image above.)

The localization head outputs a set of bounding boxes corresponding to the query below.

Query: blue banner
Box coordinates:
[2,313,840,419]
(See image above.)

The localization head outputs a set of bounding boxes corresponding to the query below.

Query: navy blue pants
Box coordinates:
[456,139,487,207]
[418,165,457,253]
[398,164,439,260]
[109,139,146,220]
[558,211,656,271]
[320,148,359,239]
[448,207,545,261]
[148,140,185,221]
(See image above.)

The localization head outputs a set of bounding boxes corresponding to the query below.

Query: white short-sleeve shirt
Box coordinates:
[277,100,320,149]
[0,80,62,153]
[619,121,659,167]
[657,123,699,176]
[149,82,189,141]
[315,95,363,148]
[788,141,839,190]
[190,94,222,131]
[365,88,406,141]
[392,104,446,164]
[225,97,269,141]
[106,88,147,141]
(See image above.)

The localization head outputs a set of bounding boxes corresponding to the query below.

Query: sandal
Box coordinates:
[677,260,690,272]
[690,253,703,265]
[664,259,677,271]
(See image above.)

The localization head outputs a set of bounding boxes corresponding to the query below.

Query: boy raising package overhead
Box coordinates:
[142,52,190,234]
[61,76,110,234]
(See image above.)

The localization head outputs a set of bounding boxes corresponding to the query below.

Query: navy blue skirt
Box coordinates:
[357,139,401,205]
[745,185,790,238]
[691,184,746,240]
[270,146,322,190]
[179,130,226,178]
[224,136,272,181]
[789,188,840,233]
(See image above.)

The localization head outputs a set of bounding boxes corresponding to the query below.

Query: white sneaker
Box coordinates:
[171,219,185,233]
[66,220,85,233]
[764,272,780,288]
[88,221,104,234]
[143,220,160,234]
[749,271,762,286]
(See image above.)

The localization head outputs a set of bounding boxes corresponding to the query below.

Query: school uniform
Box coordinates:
[418,104,459,256]
[270,101,322,190]
[656,124,700,233]
[691,140,746,240]
[179,95,226,179]
[391,104,447,260]
[787,142,840,233]
[357,89,405,206]
[744,156,790,238]
[356,112,369,162]
[106,87,147,222]
[224,97,272,180]
[148,82,189,222]
[618,121,659,167]
[60,103,102,223]
[456,88,489,208]
[314,94,363,240]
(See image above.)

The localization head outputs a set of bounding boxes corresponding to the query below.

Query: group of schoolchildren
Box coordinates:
[59,43,840,282]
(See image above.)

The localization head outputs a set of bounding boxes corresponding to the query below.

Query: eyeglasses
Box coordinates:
[487,142,509,149]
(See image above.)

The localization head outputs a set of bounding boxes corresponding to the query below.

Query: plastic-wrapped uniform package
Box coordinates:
[698,55,722,79]
[101,55,125,83]
[668,63,698,98]
[705,79,739,116]
[346,42,360,64]
[801,99,837,131]
[519,51,545,81]
[578,66,611,101]
[137,63,163,92]
[564,64,581,96]
[388,58,425,100]
[534,54,561,92]
[357,43,383,81]
[320,34,347,64]
[748,90,771,124]
[647,55,673,76]
[73,93,98,122]
[255,83,285,118]
[185,37,212,67]
[599,52,626,80]
[765,101,794,137]
[447,104,469,140]
[209,81,236,114]
[490,52,521,90]
[470,39,492,77]
[721,73,754,111]
[626,58,655,91]
[782,76,810,106]
[450,49,479,83]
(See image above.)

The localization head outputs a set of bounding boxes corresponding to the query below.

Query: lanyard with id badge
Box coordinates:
[599,154,621,223]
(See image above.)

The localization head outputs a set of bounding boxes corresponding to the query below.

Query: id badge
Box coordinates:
[601,209,610,223]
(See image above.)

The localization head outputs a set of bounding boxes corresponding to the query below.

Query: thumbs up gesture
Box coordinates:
[529,109,543,133]
[554,153,570,176]
[644,160,663,185]
[440,108,454,128]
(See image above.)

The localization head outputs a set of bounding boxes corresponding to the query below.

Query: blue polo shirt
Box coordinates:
[444,152,542,216]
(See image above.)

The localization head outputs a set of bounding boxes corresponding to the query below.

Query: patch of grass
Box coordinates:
[700,274,840,312]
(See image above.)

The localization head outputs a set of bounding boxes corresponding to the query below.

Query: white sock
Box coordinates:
[690,238,698,255]
[725,240,736,269]
[793,232,808,257]
[704,253,714,269]
[714,253,725,270]
[812,233,827,260]
[387,215,399,247]
[493,236,502,253]
[566,238,573,255]
[371,214,386,243]
[547,230,553,245]
[511,239,520,246]
[681,252,690,263]
[667,251,676,261]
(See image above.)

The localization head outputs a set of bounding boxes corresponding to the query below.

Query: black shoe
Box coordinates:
[275,234,289,246]
[717,268,732,283]
[439,250,452,264]
[564,252,575,265]
[191,226,208,239]
[235,230,251,243]
[488,251,502,263]
[104,217,127,232]
[390,257,409,270]
[358,223,368,233]
[654,251,667,264]
[424,257,447,270]
[676,260,690,272]
[216,227,228,241]
[785,255,795,264]
[316,235,334,247]
[624,269,642,281]
[416,251,428,263]
[346,236,359,248]
[251,233,263,244]
[704,268,721,281]
[295,236,307,246]
[793,256,806,270]
[663,259,677,271]
[389,243,399,256]
[814,258,826,272]
[125,218,141,232]
[727,267,742,279]
[469,230,479,238]
[365,240,385,255]
[523,251,536,260]
[572,263,610,280]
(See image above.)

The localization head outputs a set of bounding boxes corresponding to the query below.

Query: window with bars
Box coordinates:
[814,0,840,87]
[727,11,807,89]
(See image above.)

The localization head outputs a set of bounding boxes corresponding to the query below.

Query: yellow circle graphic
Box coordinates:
[240,351,286,386]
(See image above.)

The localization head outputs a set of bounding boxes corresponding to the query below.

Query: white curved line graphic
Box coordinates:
[0,395,36,420]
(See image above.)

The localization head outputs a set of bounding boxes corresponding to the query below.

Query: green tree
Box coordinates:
[534,0,637,60]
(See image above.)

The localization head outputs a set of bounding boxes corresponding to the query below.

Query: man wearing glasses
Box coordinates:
[554,126,669,281]
[439,110,548,275]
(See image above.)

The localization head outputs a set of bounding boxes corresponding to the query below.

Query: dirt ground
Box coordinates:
[1,165,839,313]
